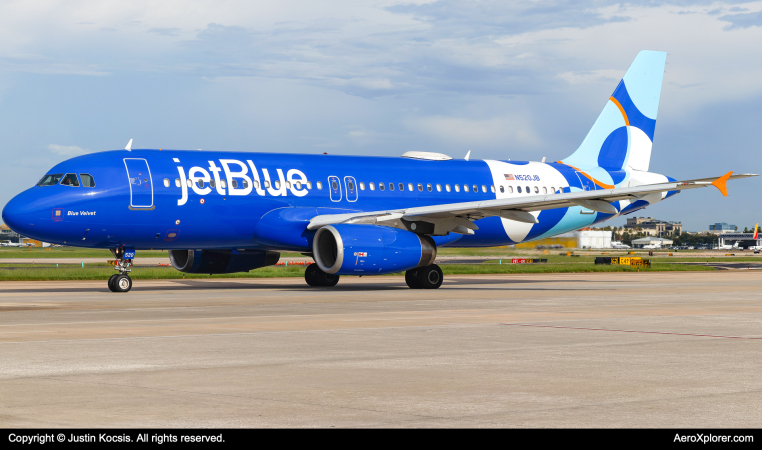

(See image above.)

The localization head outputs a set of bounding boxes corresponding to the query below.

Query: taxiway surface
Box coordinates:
[1,272,761,427]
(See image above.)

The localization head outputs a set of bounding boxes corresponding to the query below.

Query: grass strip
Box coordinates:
[0,261,715,281]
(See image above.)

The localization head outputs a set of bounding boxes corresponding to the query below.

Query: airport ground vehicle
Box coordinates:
[2,51,754,291]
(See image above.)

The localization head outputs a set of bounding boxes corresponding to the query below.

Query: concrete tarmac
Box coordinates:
[1,272,761,428]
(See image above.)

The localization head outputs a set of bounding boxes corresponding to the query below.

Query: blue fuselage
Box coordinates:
[2,149,670,251]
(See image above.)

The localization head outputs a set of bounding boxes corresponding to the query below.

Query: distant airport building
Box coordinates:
[624,217,682,236]
[631,237,673,248]
[517,230,612,249]
[709,222,737,231]
[0,224,22,243]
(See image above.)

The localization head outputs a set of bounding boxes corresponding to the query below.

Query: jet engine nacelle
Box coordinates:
[169,249,280,274]
[313,224,436,275]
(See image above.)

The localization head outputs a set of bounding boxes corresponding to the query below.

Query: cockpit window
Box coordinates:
[60,173,80,187]
[80,174,95,187]
[37,174,63,186]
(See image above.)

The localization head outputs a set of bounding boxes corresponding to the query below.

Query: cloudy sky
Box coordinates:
[1,0,760,231]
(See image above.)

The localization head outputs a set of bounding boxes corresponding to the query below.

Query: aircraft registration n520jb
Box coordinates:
[2,51,756,292]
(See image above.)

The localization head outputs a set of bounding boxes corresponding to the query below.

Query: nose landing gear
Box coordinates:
[109,247,134,292]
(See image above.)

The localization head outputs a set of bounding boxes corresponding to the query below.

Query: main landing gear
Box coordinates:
[304,262,443,289]
[305,263,340,287]
[108,247,133,293]
[405,264,443,289]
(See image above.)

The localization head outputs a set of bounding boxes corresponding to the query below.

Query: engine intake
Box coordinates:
[313,224,436,275]
[169,249,280,274]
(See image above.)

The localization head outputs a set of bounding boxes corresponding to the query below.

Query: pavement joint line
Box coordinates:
[0,323,493,345]
[0,309,509,328]
[500,323,762,340]
[0,331,54,334]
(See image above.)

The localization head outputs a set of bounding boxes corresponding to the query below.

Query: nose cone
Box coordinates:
[2,189,43,238]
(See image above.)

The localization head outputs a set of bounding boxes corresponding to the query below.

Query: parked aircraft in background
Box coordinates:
[0,241,30,247]
[741,223,762,251]
[611,241,631,249]
[2,51,756,292]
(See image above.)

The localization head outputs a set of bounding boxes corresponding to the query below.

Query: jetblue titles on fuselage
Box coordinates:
[174,158,310,205]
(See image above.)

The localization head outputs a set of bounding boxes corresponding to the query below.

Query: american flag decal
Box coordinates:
[504,174,515,180]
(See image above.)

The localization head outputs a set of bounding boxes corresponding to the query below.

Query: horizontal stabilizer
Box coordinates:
[710,171,733,197]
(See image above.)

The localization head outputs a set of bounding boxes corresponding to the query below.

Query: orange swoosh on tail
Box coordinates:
[556,162,616,189]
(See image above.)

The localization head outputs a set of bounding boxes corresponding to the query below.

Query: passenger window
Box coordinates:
[551,186,555,193]
[455,184,460,192]
[464,185,469,192]
[482,185,487,193]
[296,181,302,189]
[210,180,216,188]
[490,185,495,193]
[508,186,514,194]
[254,180,260,189]
[542,186,547,194]
[81,174,96,187]
[163,178,170,187]
[526,186,530,193]
[307,182,312,189]
[390,183,395,191]
[446,184,451,192]
[197,180,204,188]
[332,180,338,190]
[369,182,375,191]
[187,179,193,187]
[317,181,323,190]
[379,183,385,191]
[398,183,404,191]
[232,180,238,189]
[274,180,280,189]
[418,183,423,192]
[499,185,504,193]
[517,186,522,193]
[473,185,478,193]
[37,174,64,186]
[286,181,291,189]
[175,178,181,187]
[436,184,441,192]
[534,186,539,194]
[221,180,227,189]
[360,182,365,190]
[348,180,354,191]
[427,184,432,192]
[60,173,80,187]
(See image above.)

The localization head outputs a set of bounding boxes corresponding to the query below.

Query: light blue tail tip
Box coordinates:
[622,50,667,120]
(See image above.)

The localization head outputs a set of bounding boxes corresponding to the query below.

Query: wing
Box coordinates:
[307,172,757,235]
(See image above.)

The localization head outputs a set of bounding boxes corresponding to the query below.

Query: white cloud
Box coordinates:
[47,144,89,156]
[405,115,541,149]
[557,69,622,85]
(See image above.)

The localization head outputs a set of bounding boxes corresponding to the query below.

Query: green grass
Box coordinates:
[0,261,715,281]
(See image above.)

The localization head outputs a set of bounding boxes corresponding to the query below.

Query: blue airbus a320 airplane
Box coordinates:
[2,51,756,292]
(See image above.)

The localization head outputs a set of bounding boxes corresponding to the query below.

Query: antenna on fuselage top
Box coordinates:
[464,150,471,161]
[125,139,133,151]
